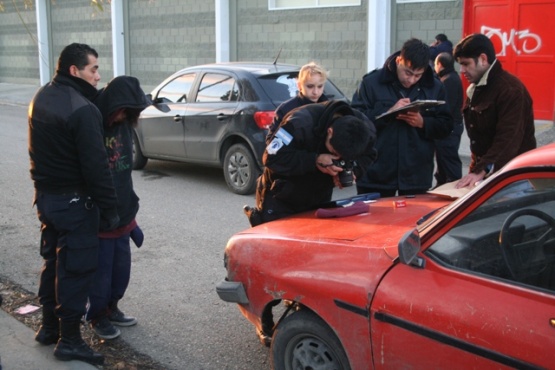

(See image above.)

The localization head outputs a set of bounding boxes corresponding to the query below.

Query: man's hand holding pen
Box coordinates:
[389,97,411,111]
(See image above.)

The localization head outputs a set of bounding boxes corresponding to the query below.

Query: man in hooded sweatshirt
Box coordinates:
[86,76,151,339]
[244,100,377,226]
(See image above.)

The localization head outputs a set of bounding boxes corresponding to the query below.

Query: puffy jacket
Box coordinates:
[351,51,453,192]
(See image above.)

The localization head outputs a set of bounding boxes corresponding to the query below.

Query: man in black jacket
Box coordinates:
[433,52,464,186]
[244,100,377,226]
[28,43,118,366]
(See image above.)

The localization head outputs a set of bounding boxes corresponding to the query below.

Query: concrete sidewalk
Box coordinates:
[0,309,97,370]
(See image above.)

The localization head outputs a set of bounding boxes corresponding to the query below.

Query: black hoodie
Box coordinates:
[93,76,151,229]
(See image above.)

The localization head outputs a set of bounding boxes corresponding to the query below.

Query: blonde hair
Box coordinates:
[298,62,328,84]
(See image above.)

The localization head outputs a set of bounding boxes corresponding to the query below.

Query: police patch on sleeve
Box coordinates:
[275,128,292,145]
[266,128,293,155]
[267,138,283,155]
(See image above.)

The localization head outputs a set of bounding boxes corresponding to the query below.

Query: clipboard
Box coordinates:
[375,100,445,120]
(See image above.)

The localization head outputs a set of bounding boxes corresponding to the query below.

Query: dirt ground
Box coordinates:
[0,277,166,370]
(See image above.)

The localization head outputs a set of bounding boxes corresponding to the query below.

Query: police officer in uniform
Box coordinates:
[28,43,119,366]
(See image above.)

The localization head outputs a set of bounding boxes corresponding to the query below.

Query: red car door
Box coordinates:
[370,175,555,369]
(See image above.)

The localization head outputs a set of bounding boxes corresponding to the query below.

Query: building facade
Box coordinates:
[0,0,462,98]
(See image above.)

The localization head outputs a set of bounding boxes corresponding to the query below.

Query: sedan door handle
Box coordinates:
[217,113,229,121]
[173,115,183,122]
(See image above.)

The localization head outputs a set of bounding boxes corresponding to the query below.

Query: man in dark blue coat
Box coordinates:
[351,38,453,197]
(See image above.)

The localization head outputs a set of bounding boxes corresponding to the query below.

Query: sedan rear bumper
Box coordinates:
[216,279,249,304]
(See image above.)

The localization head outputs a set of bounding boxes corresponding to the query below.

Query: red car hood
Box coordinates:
[225,194,453,320]
[239,194,452,257]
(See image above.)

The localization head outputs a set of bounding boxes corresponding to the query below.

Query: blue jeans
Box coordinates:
[86,234,131,321]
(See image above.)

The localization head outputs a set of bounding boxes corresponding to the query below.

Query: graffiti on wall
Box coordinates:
[481,25,542,56]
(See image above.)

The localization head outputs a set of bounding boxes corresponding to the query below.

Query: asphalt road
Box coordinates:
[0,104,276,369]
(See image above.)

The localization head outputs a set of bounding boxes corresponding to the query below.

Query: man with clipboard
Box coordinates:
[352,38,453,197]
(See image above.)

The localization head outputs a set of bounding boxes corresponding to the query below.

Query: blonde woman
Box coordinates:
[266,62,329,143]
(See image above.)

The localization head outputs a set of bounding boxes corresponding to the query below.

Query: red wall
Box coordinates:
[463,0,555,121]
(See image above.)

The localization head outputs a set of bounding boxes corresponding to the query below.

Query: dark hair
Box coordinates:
[57,43,98,73]
[436,52,455,69]
[435,33,448,43]
[400,38,430,70]
[453,33,496,64]
[329,116,371,160]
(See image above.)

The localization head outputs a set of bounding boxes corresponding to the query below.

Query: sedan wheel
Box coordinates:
[132,131,148,170]
[272,310,351,370]
[223,143,259,195]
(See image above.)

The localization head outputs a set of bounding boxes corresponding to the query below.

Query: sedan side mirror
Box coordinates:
[155,103,170,113]
[151,96,171,113]
[398,229,425,268]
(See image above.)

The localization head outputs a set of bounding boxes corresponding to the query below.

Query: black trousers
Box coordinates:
[35,191,100,321]
[434,122,464,186]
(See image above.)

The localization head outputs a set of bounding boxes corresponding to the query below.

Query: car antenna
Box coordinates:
[272,47,282,65]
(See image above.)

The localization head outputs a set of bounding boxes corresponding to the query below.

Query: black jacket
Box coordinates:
[258,100,377,213]
[266,93,329,143]
[351,52,453,192]
[430,39,453,62]
[437,67,463,126]
[94,76,151,228]
[29,72,118,214]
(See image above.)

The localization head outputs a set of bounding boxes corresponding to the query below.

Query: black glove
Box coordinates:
[99,208,120,231]
[130,225,144,248]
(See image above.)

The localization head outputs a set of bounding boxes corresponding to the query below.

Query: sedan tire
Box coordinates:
[223,143,259,195]
[271,309,351,370]
[132,131,148,170]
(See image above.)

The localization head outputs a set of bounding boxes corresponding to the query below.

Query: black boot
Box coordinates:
[54,320,104,365]
[35,306,59,345]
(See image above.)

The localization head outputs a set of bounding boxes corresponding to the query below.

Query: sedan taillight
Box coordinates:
[253,111,275,130]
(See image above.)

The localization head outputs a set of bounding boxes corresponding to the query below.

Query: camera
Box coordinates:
[332,159,355,187]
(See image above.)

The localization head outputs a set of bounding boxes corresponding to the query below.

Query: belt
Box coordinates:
[36,189,87,196]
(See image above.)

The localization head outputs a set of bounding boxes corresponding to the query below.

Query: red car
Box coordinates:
[217,143,555,370]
